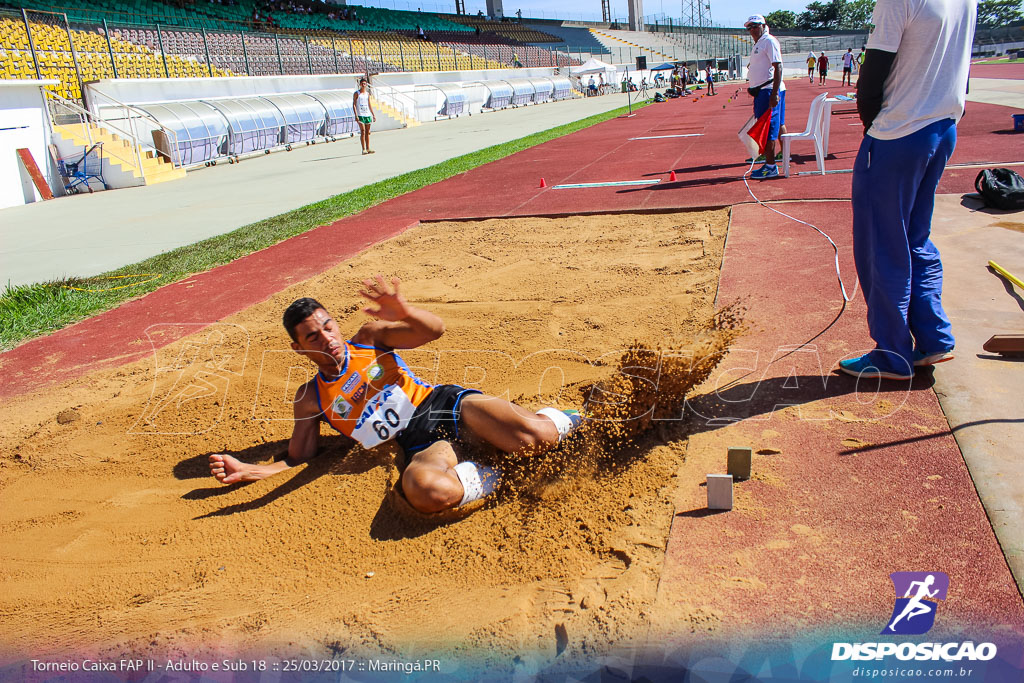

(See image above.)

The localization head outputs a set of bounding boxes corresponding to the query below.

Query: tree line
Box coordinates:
[764,0,1023,31]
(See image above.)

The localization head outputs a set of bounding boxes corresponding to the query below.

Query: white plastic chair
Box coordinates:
[781,92,828,177]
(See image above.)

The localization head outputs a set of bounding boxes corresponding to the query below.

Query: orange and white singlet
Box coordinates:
[315,341,434,448]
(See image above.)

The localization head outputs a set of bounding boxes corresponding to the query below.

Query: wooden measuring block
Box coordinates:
[983,334,1024,358]
[727,447,752,481]
[16,148,53,200]
[707,474,733,510]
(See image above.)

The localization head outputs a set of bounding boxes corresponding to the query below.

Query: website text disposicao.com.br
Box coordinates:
[836,641,996,678]
[851,665,977,678]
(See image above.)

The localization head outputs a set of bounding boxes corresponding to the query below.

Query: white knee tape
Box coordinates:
[453,461,501,507]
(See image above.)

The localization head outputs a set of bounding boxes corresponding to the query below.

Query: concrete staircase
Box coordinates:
[370,96,420,129]
[51,122,186,190]
[591,29,674,62]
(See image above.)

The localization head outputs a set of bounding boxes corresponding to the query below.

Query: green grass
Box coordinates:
[1,100,650,352]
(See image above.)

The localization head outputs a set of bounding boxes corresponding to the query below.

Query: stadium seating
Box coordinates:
[522,23,611,55]
[322,33,505,73]
[444,16,561,44]
[1,4,579,94]
[0,1,472,34]
[440,42,579,68]
[1,16,236,100]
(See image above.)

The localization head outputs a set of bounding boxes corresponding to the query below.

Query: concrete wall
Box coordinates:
[0,80,61,210]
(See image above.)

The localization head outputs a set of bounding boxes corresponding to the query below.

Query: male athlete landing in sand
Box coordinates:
[209,276,582,514]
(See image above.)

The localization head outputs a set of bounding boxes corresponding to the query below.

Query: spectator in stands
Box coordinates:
[744,14,785,179]
[807,51,817,83]
[839,0,975,380]
[842,47,854,86]
[417,25,427,40]
[818,51,829,84]
[353,77,376,155]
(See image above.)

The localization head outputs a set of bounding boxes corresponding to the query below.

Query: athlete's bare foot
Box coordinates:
[209,453,261,484]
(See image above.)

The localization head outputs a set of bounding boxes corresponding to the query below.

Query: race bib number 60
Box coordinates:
[351,384,417,448]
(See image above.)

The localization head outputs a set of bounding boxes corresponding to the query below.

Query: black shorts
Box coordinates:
[394,384,481,458]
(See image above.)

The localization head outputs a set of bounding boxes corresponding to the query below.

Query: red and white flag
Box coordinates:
[738,108,773,158]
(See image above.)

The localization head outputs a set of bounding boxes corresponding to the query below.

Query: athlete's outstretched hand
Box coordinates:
[360,274,411,321]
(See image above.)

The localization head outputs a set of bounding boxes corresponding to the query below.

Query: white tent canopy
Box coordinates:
[570,58,618,78]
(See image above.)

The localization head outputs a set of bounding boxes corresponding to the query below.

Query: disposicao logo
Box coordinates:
[884,571,948,635]
[831,572,998,662]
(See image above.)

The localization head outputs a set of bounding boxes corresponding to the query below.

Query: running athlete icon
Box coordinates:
[886,574,939,632]
[209,275,582,515]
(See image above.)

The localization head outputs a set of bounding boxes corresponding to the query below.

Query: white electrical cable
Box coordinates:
[742,158,856,303]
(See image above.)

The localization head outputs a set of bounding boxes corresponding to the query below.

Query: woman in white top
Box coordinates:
[353,77,376,155]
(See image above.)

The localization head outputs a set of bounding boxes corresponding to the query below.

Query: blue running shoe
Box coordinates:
[750,164,779,179]
[913,349,954,366]
[563,409,584,431]
[837,354,913,380]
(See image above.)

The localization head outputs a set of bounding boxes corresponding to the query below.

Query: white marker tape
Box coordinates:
[554,179,662,189]
[629,134,705,140]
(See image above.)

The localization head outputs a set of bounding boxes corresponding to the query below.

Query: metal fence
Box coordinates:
[556,42,745,67]
[775,34,871,54]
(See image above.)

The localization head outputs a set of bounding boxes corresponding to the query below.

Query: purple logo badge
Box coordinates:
[883,572,949,635]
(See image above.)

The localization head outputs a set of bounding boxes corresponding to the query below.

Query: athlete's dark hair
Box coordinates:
[283,297,326,342]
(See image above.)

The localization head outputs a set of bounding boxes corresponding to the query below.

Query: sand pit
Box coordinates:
[0,209,733,672]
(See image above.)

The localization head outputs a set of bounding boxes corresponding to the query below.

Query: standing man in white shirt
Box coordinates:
[353,77,377,155]
[842,47,855,86]
[838,0,976,380]
[744,14,786,179]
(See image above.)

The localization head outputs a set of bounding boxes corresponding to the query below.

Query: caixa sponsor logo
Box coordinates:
[832,572,998,662]
[831,641,997,662]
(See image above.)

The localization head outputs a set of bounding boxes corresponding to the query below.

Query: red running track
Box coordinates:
[970,61,1024,79]
[654,201,1024,641]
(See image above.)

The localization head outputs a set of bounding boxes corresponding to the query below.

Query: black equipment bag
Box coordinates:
[747,78,773,97]
[975,168,1024,210]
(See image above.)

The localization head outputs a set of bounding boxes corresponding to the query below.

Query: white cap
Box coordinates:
[744,14,765,27]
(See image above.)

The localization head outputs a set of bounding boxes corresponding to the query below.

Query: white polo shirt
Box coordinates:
[866,0,976,140]
[747,29,786,92]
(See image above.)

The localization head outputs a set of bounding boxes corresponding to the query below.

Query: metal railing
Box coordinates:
[43,87,181,178]
[87,88,182,171]
[44,89,142,173]
[369,81,418,123]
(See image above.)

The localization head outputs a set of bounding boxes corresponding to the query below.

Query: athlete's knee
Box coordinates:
[515,416,559,450]
[402,466,461,513]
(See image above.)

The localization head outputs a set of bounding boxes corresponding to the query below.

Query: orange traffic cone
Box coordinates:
[669,170,677,181]
[539,178,547,188]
